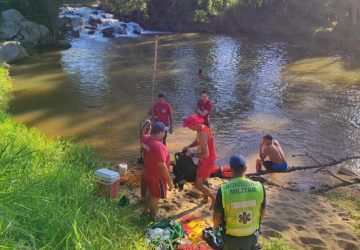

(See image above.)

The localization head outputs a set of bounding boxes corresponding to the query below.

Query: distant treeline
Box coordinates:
[100,0,360,41]
[1,0,359,41]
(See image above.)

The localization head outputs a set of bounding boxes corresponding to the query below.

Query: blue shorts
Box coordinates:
[263,161,288,171]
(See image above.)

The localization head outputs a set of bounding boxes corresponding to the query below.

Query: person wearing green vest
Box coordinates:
[213,155,266,250]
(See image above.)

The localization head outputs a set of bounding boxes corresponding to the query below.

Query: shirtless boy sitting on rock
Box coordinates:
[256,134,288,173]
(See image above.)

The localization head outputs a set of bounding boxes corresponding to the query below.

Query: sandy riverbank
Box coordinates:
[117,128,359,249]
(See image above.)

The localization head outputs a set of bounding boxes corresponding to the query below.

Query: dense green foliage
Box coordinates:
[0,0,358,41]
[100,0,360,40]
[0,67,149,249]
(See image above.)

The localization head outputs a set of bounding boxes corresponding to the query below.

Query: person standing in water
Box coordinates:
[256,134,288,172]
[196,90,213,127]
[183,115,216,209]
[149,93,173,145]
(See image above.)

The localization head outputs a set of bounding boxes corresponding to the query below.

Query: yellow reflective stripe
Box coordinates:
[230,200,256,209]
[227,226,258,237]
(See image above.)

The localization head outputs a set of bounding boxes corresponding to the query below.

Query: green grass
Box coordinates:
[0,65,12,110]
[262,236,293,250]
[0,112,153,249]
[329,192,360,233]
[0,67,151,249]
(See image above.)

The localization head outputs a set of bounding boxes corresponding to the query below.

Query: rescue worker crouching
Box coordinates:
[213,155,266,250]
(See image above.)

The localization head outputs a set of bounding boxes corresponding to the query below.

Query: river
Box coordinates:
[9,32,360,180]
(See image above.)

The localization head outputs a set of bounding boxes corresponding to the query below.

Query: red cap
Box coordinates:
[183,115,204,128]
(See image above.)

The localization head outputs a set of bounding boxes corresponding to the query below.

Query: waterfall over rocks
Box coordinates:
[59,7,149,39]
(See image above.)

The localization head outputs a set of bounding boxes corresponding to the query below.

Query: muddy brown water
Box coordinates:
[9,33,360,186]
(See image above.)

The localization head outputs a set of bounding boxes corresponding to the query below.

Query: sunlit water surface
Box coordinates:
[10,33,360,181]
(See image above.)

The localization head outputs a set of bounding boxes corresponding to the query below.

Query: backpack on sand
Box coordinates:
[172,152,197,190]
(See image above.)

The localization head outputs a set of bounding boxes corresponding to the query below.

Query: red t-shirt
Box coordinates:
[197,100,212,123]
[142,138,170,181]
[152,101,173,126]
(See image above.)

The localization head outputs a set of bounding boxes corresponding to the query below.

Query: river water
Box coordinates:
[9,33,360,177]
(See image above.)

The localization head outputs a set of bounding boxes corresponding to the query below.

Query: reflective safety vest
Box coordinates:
[221,177,264,237]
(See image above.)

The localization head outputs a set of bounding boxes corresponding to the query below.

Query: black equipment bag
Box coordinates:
[172,152,197,189]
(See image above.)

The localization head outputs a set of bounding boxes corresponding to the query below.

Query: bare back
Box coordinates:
[263,141,286,164]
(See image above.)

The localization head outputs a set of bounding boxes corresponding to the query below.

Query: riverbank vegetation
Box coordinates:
[2,0,360,48]
[99,0,360,44]
[0,66,149,249]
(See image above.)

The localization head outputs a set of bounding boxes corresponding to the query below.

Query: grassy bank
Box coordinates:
[0,67,148,249]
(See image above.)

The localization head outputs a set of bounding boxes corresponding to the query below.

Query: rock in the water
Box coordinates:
[133,28,141,35]
[71,30,80,38]
[56,39,71,49]
[88,14,102,26]
[101,27,115,38]
[85,25,97,30]
[38,24,50,38]
[19,21,41,44]
[130,22,142,35]
[88,30,95,35]
[1,9,24,23]
[0,41,28,63]
[115,26,126,34]
[0,21,20,39]
[38,24,53,45]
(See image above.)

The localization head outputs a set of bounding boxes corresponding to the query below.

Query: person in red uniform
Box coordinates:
[141,122,173,217]
[196,90,213,128]
[149,93,173,145]
[183,115,216,210]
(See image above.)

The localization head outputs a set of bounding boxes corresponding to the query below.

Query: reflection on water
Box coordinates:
[9,33,360,175]
[61,37,110,107]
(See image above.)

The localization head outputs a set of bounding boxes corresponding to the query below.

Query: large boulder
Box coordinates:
[0,21,20,39]
[19,21,41,44]
[101,27,115,38]
[38,24,53,45]
[88,14,102,26]
[15,29,32,42]
[38,24,50,38]
[0,41,28,63]
[56,39,71,49]
[1,9,24,23]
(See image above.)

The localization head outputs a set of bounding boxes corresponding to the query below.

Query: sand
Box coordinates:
[124,177,359,250]
[120,127,360,249]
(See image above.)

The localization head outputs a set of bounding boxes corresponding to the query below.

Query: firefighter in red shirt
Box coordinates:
[196,90,213,127]
[141,122,173,217]
[149,93,173,145]
[183,115,216,210]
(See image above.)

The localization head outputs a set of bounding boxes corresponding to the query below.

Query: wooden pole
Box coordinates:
[151,35,159,104]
